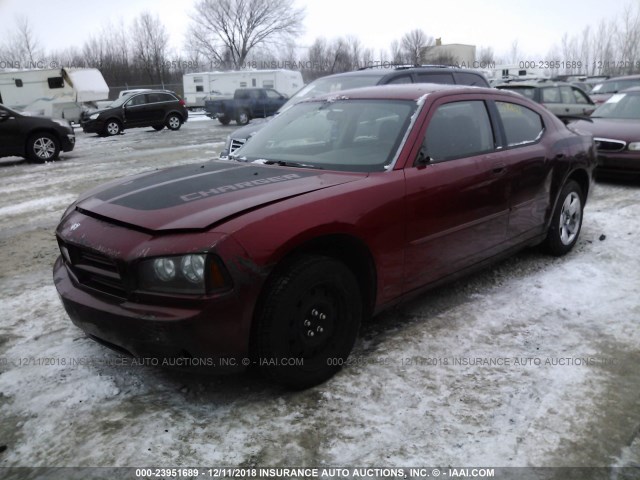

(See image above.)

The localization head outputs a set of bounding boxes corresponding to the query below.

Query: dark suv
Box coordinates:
[81,90,188,136]
[220,66,490,157]
[0,104,75,162]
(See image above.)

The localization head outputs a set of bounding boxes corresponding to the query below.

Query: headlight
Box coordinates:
[138,254,230,295]
[89,113,100,120]
[628,142,640,151]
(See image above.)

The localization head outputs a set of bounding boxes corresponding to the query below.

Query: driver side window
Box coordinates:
[127,94,148,106]
[423,100,495,162]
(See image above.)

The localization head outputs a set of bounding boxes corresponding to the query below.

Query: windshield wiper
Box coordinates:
[263,160,322,169]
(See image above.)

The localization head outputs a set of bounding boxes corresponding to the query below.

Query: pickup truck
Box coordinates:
[204,88,288,125]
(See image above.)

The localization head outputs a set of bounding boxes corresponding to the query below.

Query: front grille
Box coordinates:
[594,137,626,153]
[229,138,246,155]
[59,240,127,298]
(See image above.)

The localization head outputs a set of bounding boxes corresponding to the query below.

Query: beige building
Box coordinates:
[423,39,477,67]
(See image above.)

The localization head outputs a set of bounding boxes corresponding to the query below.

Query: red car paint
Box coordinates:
[53,85,596,382]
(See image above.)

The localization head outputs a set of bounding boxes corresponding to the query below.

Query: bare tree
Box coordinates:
[477,46,495,65]
[592,18,615,75]
[389,40,405,64]
[509,39,520,64]
[618,1,640,74]
[132,12,170,83]
[1,16,43,67]
[401,29,432,65]
[188,0,305,69]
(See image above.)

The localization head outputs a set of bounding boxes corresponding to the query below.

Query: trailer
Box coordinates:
[0,68,109,123]
[183,69,303,108]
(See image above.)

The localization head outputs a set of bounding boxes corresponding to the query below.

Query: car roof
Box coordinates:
[601,74,640,82]
[323,65,484,79]
[301,83,496,102]
[496,80,574,88]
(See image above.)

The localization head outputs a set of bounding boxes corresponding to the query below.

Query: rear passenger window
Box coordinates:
[541,87,561,103]
[455,72,485,86]
[560,86,574,104]
[496,102,544,146]
[416,73,455,84]
[387,75,412,84]
[423,100,494,162]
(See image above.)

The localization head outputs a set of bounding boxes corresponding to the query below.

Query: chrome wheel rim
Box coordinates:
[168,116,180,129]
[107,122,119,135]
[34,137,56,159]
[239,112,248,124]
[559,192,581,245]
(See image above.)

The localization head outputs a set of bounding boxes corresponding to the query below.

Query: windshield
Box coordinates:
[591,92,640,119]
[591,78,640,94]
[235,98,417,172]
[108,94,135,108]
[278,75,382,113]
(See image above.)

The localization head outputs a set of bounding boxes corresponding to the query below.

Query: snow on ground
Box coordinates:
[0,120,638,476]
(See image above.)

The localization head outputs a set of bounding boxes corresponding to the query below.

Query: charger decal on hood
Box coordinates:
[92,162,319,211]
[180,174,303,202]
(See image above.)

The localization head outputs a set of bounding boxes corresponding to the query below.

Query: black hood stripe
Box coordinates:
[95,161,318,211]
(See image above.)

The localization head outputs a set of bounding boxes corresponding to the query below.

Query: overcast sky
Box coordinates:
[0,0,631,62]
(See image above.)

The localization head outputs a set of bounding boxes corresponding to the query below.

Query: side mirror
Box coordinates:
[0,111,11,122]
[415,145,432,166]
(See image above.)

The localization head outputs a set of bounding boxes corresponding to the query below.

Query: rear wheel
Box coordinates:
[236,110,250,125]
[255,255,362,389]
[26,133,60,162]
[103,119,121,136]
[544,180,584,256]
[166,114,182,130]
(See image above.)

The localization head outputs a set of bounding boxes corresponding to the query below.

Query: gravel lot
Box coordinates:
[0,117,639,477]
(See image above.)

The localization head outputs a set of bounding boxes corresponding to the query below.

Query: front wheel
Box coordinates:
[26,133,60,162]
[544,180,584,256]
[166,114,182,131]
[103,119,121,136]
[236,110,250,125]
[255,255,362,389]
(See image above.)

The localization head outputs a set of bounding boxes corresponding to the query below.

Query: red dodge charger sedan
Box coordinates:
[53,84,596,388]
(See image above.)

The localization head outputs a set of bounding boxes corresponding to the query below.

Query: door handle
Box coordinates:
[492,163,506,175]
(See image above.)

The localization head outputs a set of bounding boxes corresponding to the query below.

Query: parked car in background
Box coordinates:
[570,87,640,177]
[220,65,491,157]
[54,84,595,389]
[80,90,188,136]
[204,88,289,125]
[589,74,640,104]
[0,104,75,162]
[496,80,595,118]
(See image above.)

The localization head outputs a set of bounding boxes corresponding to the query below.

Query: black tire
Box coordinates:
[166,114,182,131]
[26,133,60,162]
[103,119,121,136]
[544,180,584,256]
[255,255,362,389]
[218,115,231,125]
[152,125,164,131]
[236,110,250,126]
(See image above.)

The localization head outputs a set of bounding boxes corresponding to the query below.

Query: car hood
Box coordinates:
[72,160,366,232]
[571,118,640,142]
